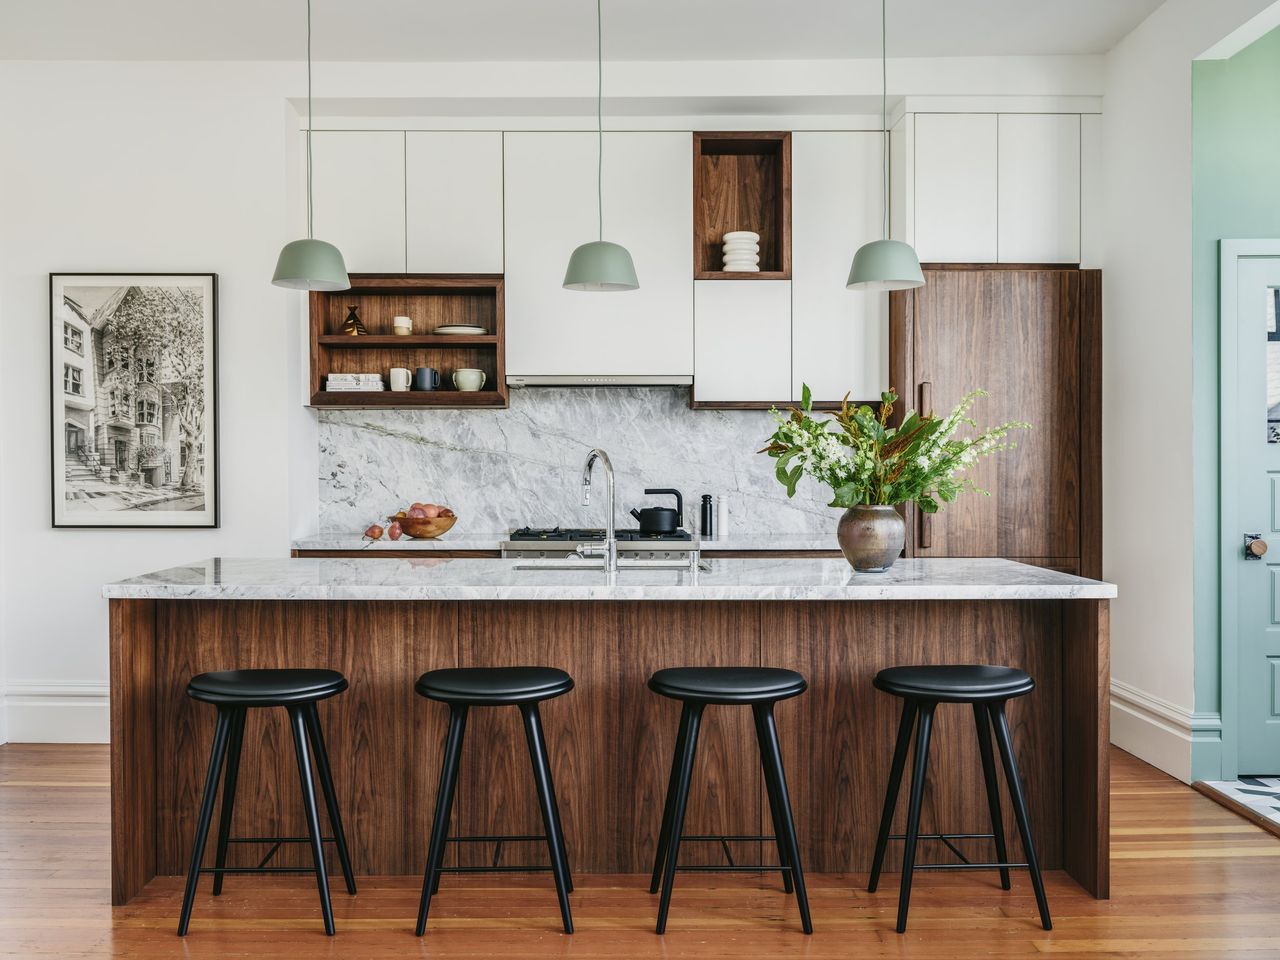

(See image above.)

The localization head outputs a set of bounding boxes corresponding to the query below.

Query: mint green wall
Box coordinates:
[1191,25,1280,780]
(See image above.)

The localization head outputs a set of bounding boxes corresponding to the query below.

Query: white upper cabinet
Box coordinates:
[997,114,1081,264]
[913,114,998,263]
[406,132,504,274]
[310,131,406,273]
[503,132,693,381]
[693,280,791,403]
[1079,113,1103,269]
[791,131,887,402]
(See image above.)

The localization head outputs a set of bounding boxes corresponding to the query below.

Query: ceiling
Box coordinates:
[0,0,1164,62]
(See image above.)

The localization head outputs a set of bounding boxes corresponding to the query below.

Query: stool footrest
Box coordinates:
[676,864,793,873]
[445,835,546,843]
[912,862,1030,871]
[200,866,323,875]
[437,865,556,874]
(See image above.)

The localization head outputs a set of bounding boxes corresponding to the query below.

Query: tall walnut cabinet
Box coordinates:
[890,266,1102,578]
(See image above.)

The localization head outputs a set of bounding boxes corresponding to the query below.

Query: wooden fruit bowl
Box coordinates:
[388,515,457,539]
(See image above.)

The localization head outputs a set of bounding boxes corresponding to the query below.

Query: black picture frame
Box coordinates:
[50,273,219,529]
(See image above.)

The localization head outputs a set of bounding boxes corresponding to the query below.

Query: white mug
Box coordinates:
[392,315,412,336]
[453,368,486,392]
[389,367,412,391]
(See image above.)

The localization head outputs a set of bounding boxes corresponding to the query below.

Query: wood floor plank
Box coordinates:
[0,744,1278,958]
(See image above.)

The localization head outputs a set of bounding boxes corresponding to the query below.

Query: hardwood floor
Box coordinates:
[1,744,1277,958]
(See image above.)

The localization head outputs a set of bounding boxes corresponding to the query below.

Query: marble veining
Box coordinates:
[104,557,1118,602]
[317,386,834,537]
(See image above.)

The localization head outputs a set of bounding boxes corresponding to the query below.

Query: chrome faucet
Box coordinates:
[580,448,618,573]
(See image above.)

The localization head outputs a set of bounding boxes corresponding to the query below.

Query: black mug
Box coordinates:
[414,366,440,391]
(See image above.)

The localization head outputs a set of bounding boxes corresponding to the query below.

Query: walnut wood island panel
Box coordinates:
[104,557,1114,907]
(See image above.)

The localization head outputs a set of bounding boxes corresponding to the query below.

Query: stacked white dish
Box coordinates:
[721,231,761,272]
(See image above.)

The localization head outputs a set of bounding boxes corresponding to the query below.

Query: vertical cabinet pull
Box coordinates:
[917,382,932,550]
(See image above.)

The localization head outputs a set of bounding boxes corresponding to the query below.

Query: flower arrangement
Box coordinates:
[761,385,1030,513]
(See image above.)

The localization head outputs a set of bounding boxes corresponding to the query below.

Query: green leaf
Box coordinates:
[801,382,812,412]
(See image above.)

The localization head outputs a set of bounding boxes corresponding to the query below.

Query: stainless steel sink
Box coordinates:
[514,557,707,572]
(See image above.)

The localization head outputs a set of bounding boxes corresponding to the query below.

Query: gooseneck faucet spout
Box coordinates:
[580,448,618,573]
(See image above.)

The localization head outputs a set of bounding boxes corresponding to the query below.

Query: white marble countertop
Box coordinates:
[291,534,841,552]
[104,557,1116,602]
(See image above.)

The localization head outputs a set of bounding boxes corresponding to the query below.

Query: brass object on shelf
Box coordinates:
[341,305,368,336]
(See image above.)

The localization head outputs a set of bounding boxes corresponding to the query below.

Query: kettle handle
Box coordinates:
[629,508,642,521]
[643,488,684,528]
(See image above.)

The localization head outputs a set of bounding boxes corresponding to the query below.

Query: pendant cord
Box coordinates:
[596,0,603,243]
[880,0,888,241]
[306,0,314,240]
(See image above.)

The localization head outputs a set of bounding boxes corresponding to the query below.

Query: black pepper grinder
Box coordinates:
[700,494,715,539]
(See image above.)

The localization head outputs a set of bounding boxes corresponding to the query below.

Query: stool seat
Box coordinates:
[873,665,1033,703]
[187,668,348,706]
[649,666,807,705]
[416,667,573,706]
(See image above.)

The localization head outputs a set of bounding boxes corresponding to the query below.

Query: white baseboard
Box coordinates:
[1110,678,1221,783]
[4,682,109,744]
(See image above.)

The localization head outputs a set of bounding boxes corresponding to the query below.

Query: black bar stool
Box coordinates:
[177,668,356,937]
[648,666,812,935]
[414,666,575,935]
[868,664,1051,933]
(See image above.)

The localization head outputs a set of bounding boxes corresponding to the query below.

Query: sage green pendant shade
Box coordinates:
[563,240,639,292]
[846,239,925,291]
[847,0,925,295]
[272,238,351,291]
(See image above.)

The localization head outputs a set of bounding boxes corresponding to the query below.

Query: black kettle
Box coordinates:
[629,488,684,535]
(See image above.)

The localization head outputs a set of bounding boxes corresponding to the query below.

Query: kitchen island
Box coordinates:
[104,557,1114,906]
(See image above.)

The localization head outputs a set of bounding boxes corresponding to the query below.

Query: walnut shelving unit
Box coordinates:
[308,274,507,408]
[693,132,792,280]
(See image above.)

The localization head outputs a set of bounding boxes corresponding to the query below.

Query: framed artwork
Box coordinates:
[50,273,219,528]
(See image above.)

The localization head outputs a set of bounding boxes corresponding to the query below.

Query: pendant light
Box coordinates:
[273,0,350,291]
[847,0,924,292]
[563,0,639,291]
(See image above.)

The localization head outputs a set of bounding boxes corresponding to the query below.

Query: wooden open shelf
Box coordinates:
[693,132,791,279]
[308,274,507,408]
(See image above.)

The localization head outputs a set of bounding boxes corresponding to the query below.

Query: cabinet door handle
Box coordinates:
[917,382,932,549]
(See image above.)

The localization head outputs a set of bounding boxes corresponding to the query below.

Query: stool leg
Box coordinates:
[177,707,233,936]
[649,703,692,894]
[759,721,794,894]
[520,702,574,935]
[656,702,703,934]
[304,702,357,896]
[869,699,918,893]
[895,701,935,934]
[973,702,1011,890]
[417,704,468,936]
[288,705,336,935]
[989,703,1052,931]
[754,703,812,934]
[211,707,246,896]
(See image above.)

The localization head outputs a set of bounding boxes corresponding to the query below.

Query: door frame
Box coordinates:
[1218,239,1280,779]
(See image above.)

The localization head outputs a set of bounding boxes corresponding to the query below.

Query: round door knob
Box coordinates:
[1248,538,1269,558]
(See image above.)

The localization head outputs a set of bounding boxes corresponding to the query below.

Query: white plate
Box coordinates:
[722,264,761,272]
[722,245,760,255]
[723,230,760,242]
[435,324,489,336]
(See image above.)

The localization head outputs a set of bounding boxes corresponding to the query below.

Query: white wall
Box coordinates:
[0,61,313,741]
[1102,0,1276,780]
[0,53,1104,743]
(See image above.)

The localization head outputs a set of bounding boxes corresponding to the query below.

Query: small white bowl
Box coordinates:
[722,230,760,242]
[723,264,761,272]
[722,242,760,254]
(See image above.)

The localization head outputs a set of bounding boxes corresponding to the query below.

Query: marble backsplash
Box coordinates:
[317,386,837,537]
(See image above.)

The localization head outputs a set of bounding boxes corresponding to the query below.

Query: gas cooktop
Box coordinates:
[509,526,693,542]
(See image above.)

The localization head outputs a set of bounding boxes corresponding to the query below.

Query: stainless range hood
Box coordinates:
[507,374,693,387]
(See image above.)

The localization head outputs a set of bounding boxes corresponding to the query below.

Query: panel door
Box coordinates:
[791,131,887,403]
[1233,256,1280,773]
[503,132,692,380]
[913,114,998,263]
[911,269,1080,559]
[406,132,504,273]
[310,131,406,273]
[693,280,791,403]
[998,114,1081,264]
